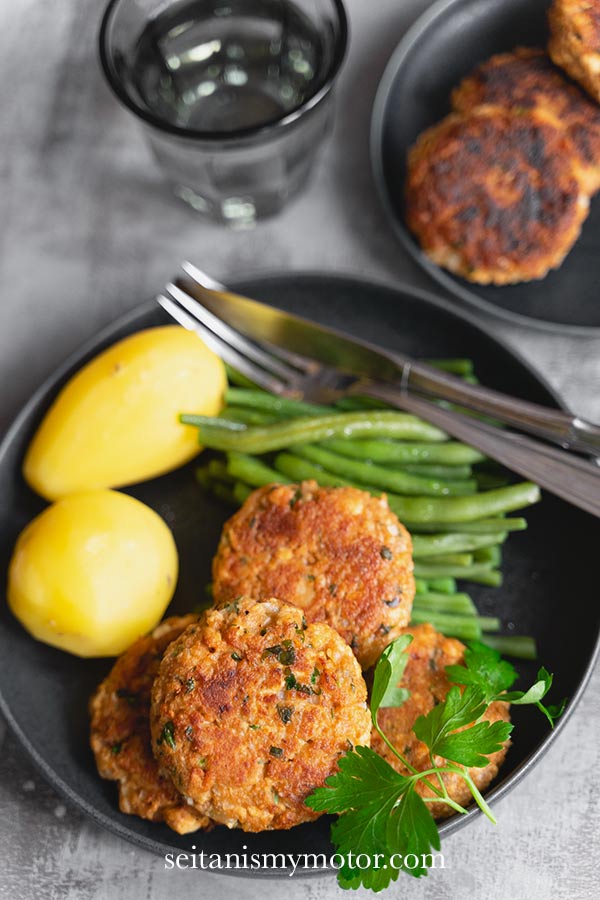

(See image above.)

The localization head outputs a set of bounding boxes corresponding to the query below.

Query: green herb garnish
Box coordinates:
[306,637,564,891]
[262,640,296,665]
[277,704,294,724]
[157,721,176,750]
[269,746,284,758]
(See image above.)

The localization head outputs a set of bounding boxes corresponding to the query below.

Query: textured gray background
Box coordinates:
[1,0,599,897]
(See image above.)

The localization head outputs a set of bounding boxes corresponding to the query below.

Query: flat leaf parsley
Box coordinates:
[306,638,565,891]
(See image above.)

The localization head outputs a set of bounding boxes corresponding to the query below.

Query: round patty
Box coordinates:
[549,0,600,105]
[211,481,415,670]
[371,624,510,819]
[406,107,590,284]
[452,47,600,192]
[150,597,371,832]
[89,615,210,834]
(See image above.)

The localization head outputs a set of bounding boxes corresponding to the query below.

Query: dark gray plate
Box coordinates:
[0,274,598,875]
[371,0,600,333]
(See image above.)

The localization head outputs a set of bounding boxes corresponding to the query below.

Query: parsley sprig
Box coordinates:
[306,638,565,892]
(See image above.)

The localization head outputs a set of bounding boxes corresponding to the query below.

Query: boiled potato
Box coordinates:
[7,490,178,657]
[23,326,225,500]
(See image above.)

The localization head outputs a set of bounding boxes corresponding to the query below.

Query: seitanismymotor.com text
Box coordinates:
[164,846,446,876]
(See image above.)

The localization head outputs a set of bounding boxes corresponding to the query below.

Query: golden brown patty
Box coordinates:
[405,107,590,284]
[371,624,510,819]
[89,615,211,834]
[211,481,415,670]
[452,46,600,192]
[371,625,510,818]
[150,597,371,832]
[549,0,600,105]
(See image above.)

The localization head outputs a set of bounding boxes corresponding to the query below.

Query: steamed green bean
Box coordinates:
[320,437,484,465]
[482,634,537,660]
[414,561,500,580]
[292,444,477,497]
[226,451,292,488]
[413,592,476,615]
[411,532,507,558]
[181,410,449,453]
[410,609,500,641]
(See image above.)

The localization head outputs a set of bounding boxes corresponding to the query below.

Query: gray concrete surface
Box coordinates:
[1,0,599,897]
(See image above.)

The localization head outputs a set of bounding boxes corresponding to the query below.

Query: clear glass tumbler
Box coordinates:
[99,0,348,226]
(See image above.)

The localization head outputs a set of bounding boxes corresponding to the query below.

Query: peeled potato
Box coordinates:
[7,490,178,657]
[23,325,225,500]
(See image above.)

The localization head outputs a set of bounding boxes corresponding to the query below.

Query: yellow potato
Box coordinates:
[23,326,225,500]
[7,490,178,657]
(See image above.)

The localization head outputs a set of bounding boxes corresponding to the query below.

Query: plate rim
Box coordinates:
[370,0,600,336]
[1,270,599,872]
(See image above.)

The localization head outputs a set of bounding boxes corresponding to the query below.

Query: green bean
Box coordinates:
[334,396,390,411]
[292,444,477,497]
[224,364,259,389]
[474,471,511,490]
[415,578,429,594]
[181,411,449,454]
[195,466,212,490]
[418,553,474,567]
[272,452,539,525]
[426,577,457,594]
[414,561,500,581]
[412,532,507,558]
[473,545,502,566]
[405,517,527,534]
[226,451,292,488]
[221,406,279,426]
[274,452,351,487]
[410,610,500,641]
[386,483,539,525]
[211,482,238,505]
[482,634,538,660]
[426,358,474,376]
[320,438,484,465]
[465,570,503,586]
[181,414,246,432]
[413,592,476,615]
[225,388,335,417]
[233,481,253,504]
[401,463,473,480]
[207,459,234,482]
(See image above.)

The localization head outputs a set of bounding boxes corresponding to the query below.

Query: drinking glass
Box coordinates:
[99,0,348,226]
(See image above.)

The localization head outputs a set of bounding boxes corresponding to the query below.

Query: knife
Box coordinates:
[177,262,600,456]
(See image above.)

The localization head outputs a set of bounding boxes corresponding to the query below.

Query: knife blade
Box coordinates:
[177,262,600,455]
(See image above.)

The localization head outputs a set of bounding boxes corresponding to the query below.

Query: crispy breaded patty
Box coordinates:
[371,624,510,819]
[549,0,600,105]
[211,481,415,670]
[150,597,371,832]
[406,107,590,284]
[452,47,600,192]
[90,615,211,834]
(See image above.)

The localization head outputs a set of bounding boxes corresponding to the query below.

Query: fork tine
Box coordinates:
[181,261,319,375]
[181,261,227,292]
[157,294,286,395]
[166,282,300,384]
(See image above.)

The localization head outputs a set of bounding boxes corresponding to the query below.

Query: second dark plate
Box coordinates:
[371,0,600,332]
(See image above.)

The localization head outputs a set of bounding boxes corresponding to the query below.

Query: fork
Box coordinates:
[180,263,600,457]
[157,279,600,518]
